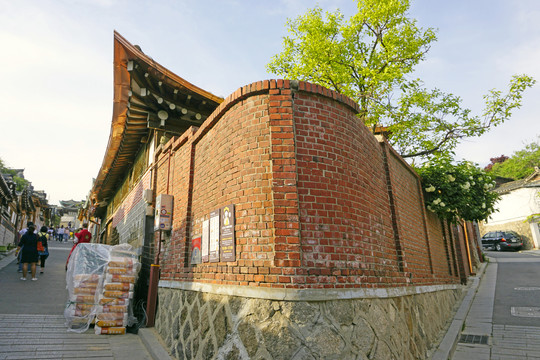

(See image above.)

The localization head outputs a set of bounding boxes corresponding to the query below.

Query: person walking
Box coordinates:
[15,223,39,281]
[37,226,50,274]
[56,225,64,242]
[64,226,69,243]
[66,223,92,270]
[17,221,35,273]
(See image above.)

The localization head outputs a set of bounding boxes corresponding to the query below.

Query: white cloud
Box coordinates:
[1,0,540,205]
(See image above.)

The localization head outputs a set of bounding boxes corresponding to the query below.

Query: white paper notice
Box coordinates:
[202,219,209,262]
[209,210,220,262]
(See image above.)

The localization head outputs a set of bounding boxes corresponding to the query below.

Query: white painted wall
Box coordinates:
[485,187,540,248]
[486,188,540,225]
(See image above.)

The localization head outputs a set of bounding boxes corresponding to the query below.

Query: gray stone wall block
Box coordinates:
[156,287,460,360]
[350,317,376,355]
[0,224,15,246]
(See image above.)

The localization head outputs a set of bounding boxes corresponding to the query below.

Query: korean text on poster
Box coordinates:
[220,204,235,262]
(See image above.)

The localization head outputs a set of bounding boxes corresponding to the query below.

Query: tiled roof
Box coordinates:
[0,173,14,202]
[90,32,223,210]
[495,169,540,194]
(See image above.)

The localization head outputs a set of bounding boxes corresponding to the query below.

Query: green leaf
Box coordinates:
[267,1,535,161]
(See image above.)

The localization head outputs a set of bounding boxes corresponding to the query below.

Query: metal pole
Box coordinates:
[145,230,161,327]
[463,221,473,275]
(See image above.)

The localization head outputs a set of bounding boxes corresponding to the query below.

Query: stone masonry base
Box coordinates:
[155,286,462,360]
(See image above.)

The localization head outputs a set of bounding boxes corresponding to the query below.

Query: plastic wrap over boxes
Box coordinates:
[65,243,140,335]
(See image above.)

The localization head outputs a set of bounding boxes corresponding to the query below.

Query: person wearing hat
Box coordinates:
[15,222,40,281]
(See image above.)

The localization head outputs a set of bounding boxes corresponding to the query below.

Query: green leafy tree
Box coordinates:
[488,137,540,180]
[12,177,29,192]
[267,0,535,161]
[50,214,61,227]
[416,157,499,222]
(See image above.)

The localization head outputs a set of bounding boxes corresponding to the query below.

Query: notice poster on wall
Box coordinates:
[201,219,209,263]
[220,204,235,262]
[209,210,220,262]
[191,236,201,265]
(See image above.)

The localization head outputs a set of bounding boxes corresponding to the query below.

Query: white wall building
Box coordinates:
[481,169,540,249]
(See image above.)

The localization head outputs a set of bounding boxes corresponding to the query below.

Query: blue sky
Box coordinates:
[0,0,538,205]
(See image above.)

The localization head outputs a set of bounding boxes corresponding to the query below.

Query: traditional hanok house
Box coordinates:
[0,173,18,247]
[18,188,50,231]
[32,190,51,229]
[17,187,36,231]
[58,199,83,229]
[88,31,222,314]
[89,32,482,359]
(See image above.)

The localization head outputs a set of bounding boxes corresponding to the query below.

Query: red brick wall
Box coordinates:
[153,80,461,288]
[191,94,274,286]
[111,169,152,228]
[294,91,402,287]
[452,222,472,283]
[385,148,434,283]
[425,211,456,278]
[155,130,196,278]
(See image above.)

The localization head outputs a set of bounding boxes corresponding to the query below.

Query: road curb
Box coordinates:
[139,327,172,360]
[431,260,488,360]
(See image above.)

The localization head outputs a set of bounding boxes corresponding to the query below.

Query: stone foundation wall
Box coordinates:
[155,286,462,360]
[0,218,16,246]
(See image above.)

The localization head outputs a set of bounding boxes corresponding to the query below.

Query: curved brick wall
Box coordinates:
[154,79,460,289]
[294,90,401,286]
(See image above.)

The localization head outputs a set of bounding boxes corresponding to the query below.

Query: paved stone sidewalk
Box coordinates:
[0,247,171,360]
[456,324,540,360]
[0,314,153,360]
[450,256,540,360]
[491,325,540,359]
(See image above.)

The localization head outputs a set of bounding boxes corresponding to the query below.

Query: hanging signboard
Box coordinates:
[209,210,220,262]
[191,236,202,265]
[201,218,209,263]
[220,204,235,262]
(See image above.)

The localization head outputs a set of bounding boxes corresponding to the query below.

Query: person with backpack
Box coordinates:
[15,223,39,281]
[37,226,50,274]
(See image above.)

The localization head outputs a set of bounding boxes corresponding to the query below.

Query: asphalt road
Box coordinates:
[0,240,74,314]
[488,249,540,327]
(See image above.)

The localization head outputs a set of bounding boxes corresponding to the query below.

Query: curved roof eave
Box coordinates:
[91,31,223,205]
